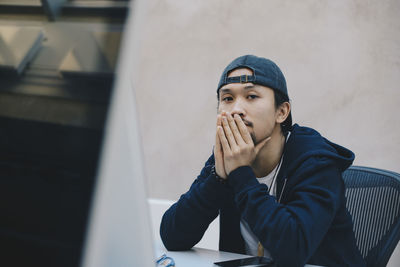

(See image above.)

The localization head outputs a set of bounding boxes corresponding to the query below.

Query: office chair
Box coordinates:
[342,166,400,267]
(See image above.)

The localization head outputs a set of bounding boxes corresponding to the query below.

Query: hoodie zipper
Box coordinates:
[277,132,290,203]
[278,178,287,203]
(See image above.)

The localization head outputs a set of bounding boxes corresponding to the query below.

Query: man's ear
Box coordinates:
[276,102,291,123]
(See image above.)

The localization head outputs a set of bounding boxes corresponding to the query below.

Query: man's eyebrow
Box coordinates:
[220,88,232,94]
[244,85,256,90]
[220,85,256,94]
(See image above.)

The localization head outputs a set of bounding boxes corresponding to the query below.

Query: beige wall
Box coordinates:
[134,0,400,198]
[132,0,400,264]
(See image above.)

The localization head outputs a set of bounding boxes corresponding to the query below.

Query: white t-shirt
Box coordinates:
[239,132,290,258]
[239,158,282,258]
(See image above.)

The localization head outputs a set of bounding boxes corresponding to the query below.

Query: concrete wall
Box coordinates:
[132,0,400,265]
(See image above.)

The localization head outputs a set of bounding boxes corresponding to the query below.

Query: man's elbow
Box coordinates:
[160,232,193,251]
[160,223,192,251]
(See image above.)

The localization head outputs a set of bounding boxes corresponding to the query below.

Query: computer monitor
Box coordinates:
[81,0,155,266]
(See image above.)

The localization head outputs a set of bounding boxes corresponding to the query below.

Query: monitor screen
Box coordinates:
[0,0,154,266]
[81,0,155,266]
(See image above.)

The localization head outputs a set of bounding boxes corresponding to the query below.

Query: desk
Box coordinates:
[156,243,252,266]
[156,243,322,267]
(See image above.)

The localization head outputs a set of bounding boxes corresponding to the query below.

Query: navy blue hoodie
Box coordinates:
[160,124,365,266]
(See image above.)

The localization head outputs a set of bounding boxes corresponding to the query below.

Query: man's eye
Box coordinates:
[247,95,258,99]
[222,96,233,102]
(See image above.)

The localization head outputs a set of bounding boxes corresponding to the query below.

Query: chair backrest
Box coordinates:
[342,166,400,267]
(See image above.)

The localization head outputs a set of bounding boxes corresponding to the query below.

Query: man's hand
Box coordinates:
[217,112,271,175]
[214,114,227,178]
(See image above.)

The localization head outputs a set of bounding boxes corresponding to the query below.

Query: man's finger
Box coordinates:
[254,136,272,155]
[214,131,225,177]
[227,113,246,146]
[218,126,231,154]
[217,114,222,127]
[234,114,252,144]
[222,115,237,149]
[215,123,223,155]
[215,115,224,155]
[215,125,221,152]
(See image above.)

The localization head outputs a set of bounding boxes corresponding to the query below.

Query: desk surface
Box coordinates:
[156,243,251,267]
[156,242,321,267]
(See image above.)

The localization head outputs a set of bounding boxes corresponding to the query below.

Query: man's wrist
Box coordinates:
[227,166,258,193]
[211,165,227,184]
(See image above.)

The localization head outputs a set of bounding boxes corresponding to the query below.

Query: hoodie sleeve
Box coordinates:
[160,154,230,251]
[228,156,343,267]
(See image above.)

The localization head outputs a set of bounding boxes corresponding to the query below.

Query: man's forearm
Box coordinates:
[160,158,230,250]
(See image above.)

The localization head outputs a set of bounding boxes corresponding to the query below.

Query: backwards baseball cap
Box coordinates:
[217,55,288,97]
[217,55,292,132]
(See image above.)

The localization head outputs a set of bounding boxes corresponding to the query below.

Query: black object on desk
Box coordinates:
[214,256,274,267]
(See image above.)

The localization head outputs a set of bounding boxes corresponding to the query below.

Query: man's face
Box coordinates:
[218,68,279,144]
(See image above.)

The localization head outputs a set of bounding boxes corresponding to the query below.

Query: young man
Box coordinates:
[160,55,365,267]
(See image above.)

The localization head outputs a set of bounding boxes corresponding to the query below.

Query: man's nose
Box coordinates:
[230,98,246,117]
